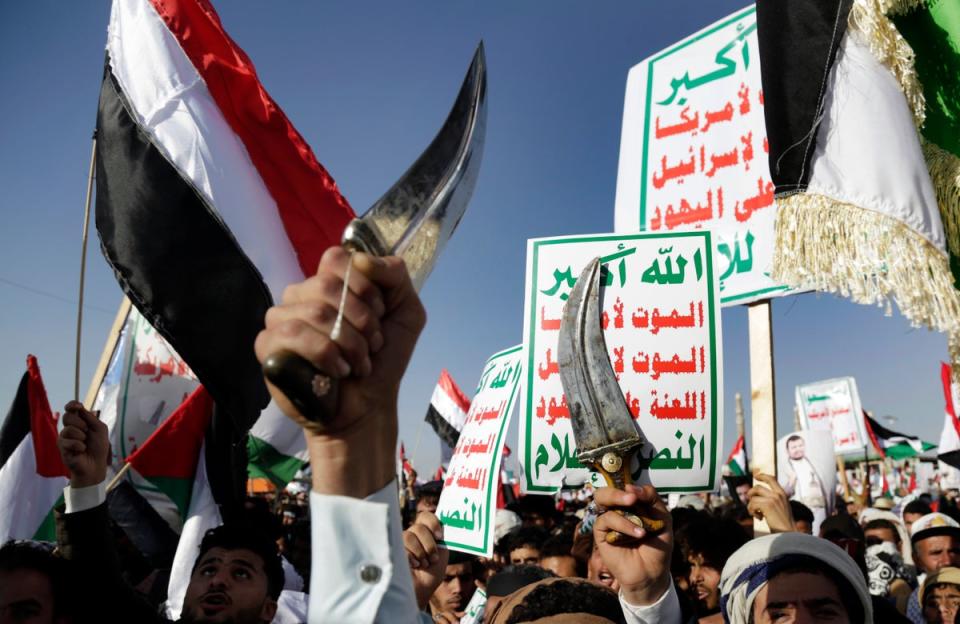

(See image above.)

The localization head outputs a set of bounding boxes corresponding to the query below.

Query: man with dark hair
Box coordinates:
[416,481,443,515]
[55,400,282,623]
[483,564,554,623]
[485,578,626,624]
[503,527,548,566]
[790,500,814,534]
[429,551,479,619]
[675,517,748,618]
[538,536,581,578]
[864,517,902,549]
[0,540,80,624]
[904,500,935,535]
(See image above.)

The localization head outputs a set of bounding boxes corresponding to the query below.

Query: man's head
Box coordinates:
[507,496,557,530]
[586,540,618,591]
[416,481,443,515]
[904,499,934,534]
[720,533,872,624]
[863,518,901,549]
[790,500,815,535]
[538,536,581,578]
[0,541,74,624]
[430,551,478,614]
[786,435,805,460]
[921,567,960,624]
[485,578,625,624]
[735,482,751,507]
[182,525,283,624]
[504,527,547,566]
[911,513,960,575]
[483,565,554,623]
[677,517,748,615]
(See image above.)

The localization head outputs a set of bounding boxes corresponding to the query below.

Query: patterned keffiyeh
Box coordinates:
[866,541,917,597]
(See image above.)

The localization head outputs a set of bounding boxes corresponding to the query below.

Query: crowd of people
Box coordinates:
[3,248,960,623]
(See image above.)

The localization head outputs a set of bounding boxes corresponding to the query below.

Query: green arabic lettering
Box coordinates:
[541,267,577,301]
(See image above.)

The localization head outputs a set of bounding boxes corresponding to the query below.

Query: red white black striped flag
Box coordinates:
[425,369,471,450]
[95,0,354,436]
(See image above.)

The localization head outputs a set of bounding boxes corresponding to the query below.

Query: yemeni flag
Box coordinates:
[725,434,748,476]
[425,370,471,464]
[757,0,960,371]
[95,0,354,439]
[124,385,213,519]
[939,361,960,469]
[863,410,934,459]
[0,356,68,542]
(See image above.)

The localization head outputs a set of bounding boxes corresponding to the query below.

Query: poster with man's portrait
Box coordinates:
[777,430,837,534]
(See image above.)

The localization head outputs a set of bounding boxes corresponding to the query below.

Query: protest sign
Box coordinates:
[437,346,523,557]
[614,4,790,306]
[795,377,867,455]
[777,429,836,533]
[520,231,723,494]
[460,588,487,624]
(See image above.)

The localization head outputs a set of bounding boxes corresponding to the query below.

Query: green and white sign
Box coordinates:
[437,346,523,557]
[614,4,792,305]
[520,232,724,493]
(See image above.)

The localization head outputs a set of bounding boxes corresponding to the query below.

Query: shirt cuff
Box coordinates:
[64,480,107,514]
[619,581,681,624]
[308,479,417,623]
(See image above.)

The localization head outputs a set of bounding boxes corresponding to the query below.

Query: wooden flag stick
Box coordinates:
[75,135,98,400]
[748,300,777,534]
[106,462,132,493]
[83,298,131,409]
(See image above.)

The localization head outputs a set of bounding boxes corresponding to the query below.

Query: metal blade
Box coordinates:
[342,42,487,291]
[557,257,641,464]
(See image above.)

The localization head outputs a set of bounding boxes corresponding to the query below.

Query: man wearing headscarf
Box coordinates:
[907,513,960,623]
[918,566,960,623]
[719,532,873,623]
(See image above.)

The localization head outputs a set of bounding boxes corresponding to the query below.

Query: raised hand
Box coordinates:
[58,400,110,488]
[403,512,449,610]
[593,484,673,607]
[747,473,796,534]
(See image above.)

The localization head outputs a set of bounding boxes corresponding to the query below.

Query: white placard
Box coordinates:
[614,4,793,306]
[795,377,868,455]
[520,231,723,494]
[437,346,523,557]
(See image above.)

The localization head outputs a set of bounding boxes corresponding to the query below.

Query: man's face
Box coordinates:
[751,571,849,623]
[923,583,960,624]
[540,555,578,578]
[417,496,439,515]
[0,569,59,624]
[916,535,960,574]
[787,438,806,461]
[430,562,476,613]
[864,527,898,548]
[587,547,619,592]
[509,545,540,566]
[687,554,722,613]
[794,519,813,535]
[735,483,750,506]
[182,547,277,624]
[904,512,924,534]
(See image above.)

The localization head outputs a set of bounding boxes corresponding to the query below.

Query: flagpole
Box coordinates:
[106,462,132,492]
[74,133,98,400]
[411,418,426,473]
[735,392,747,472]
[748,300,777,534]
[83,298,131,409]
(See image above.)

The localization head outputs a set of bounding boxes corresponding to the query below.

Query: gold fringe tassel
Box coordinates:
[773,195,960,376]
[878,0,926,16]
[923,139,960,260]
[848,0,926,129]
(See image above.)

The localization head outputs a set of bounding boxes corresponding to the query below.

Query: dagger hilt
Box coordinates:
[593,451,665,544]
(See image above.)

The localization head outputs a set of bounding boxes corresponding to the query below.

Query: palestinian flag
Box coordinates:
[0,356,68,542]
[247,404,308,489]
[124,385,213,519]
[725,434,748,476]
[425,369,471,450]
[863,410,934,459]
[95,0,354,439]
[757,0,960,371]
[939,361,960,469]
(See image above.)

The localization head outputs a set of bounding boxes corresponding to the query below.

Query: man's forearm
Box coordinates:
[307,426,396,499]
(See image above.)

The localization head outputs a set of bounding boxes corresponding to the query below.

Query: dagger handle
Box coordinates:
[261,229,382,426]
[593,454,665,543]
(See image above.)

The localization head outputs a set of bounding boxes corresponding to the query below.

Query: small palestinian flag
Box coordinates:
[863,410,934,460]
[125,386,213,519]
[95,0,354,437]
[725,434,748,477]
[940,361,960,469]
[0,356,68,542]
[425,370,471,450]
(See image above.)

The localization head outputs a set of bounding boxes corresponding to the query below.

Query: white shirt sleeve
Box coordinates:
[308,480,418,624]
[64,479,107,513]
[619,580,682,624]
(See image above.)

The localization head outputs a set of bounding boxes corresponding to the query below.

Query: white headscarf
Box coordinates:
[719,533,872,624]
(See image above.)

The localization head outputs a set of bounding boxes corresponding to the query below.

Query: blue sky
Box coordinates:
[0,1,949,476]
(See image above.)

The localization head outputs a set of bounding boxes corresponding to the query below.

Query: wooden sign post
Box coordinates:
[748,300,776,534]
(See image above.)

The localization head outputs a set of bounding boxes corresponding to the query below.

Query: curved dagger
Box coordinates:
[263,44,487,425]
[557,257,663,539]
